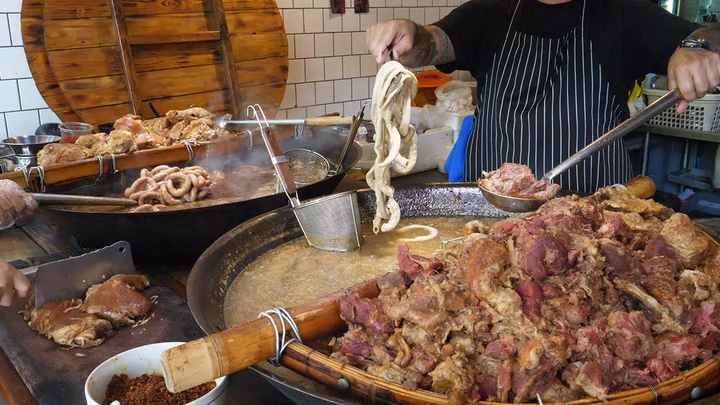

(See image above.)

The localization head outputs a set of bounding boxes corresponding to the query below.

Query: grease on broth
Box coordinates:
[223,217,492,327]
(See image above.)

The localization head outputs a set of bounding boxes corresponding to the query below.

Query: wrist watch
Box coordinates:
[681,37,708,49]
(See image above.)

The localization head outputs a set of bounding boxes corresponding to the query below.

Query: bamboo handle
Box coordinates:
[160,279,381,394]
[160,304,343,393]
[305,116,354,126]
[622,175,655,199]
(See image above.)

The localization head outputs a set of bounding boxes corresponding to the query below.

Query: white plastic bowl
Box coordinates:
[85,342,227,405]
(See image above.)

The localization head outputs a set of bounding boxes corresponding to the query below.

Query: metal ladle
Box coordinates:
[480,88,684,213]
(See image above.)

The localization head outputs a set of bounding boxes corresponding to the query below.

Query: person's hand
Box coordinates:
[367,20,416,64]
[0,261,30,306]
[667,47,720,114]
[0,180,37,230]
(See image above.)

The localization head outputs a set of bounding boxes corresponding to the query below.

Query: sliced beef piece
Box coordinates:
[613,278,684,334]
[598,214,635,243]
[647,358,679,382]
[690,301,720,335]
[463,238,509,299]
[80,274,152,326]
[376,270,410,290]
[619,367,657,389]
[485,334,517,360]
[397,244,443,280]
[595,187,673,220]
[677,270,717,307]
[569,361,609,401]
[572,321,609,362]
[535,195,604,226]
[637,274,685,320]
[659,213,715,269]
[653,334,713,365]
[605,311,654,363]
[523,234,570,281]
[515,279,543,322]
[427,353,475,400]
[600,242,642,279]
[381,283,450,335]
[409,344,439,374]
[339,293,395,335]
[25,299,114,348]
[497,358,515,402]
[511,361,558,403]
[336,327,374,358]
[476,374,499,401]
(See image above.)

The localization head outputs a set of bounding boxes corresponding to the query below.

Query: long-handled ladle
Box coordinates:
[480,88,684,213]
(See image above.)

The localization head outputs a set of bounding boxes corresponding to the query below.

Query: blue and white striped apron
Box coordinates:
[463,0,633,193]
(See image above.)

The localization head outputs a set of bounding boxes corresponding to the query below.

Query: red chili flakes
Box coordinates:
[103,373,216,405]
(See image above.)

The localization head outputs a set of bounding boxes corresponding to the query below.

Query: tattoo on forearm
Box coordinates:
[691,27,720,53]
[401,20,456,68]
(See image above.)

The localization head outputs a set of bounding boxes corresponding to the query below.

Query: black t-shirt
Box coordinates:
[433,0,701,108]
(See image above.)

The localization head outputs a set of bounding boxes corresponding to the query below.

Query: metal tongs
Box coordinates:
[247,104,300,207]
[480,88,684,213]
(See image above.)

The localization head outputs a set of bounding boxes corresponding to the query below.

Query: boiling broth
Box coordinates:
[223,216,491,327]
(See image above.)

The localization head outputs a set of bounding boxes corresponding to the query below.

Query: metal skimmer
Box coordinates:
[249,104,363,252]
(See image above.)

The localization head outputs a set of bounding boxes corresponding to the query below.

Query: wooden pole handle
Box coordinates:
[305,116,354,126]
[622,175,656,199]
[161,280,381,393]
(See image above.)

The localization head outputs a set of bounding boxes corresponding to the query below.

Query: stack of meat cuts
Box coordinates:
[23,274,153,348]
[331,187,720,404]
[37,107,232,167]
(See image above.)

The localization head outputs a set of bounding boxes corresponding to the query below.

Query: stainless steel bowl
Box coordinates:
[2,135,61,156]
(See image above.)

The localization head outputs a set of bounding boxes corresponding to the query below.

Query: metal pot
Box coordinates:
[2,135,61,156]
[187,183,511,405]
[43,130,363,265]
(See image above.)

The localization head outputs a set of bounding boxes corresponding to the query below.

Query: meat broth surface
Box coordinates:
[224,217,487,327]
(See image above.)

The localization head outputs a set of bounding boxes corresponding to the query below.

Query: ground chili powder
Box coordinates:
[103,373,216,405]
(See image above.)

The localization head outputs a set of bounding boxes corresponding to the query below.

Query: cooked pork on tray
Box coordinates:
[35,107,232,167]
[23,274,153,348]
[479,163,561,199]
[330,187,720,404]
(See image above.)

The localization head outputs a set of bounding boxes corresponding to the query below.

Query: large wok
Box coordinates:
[42,129,362,265]
[187,183,513,405]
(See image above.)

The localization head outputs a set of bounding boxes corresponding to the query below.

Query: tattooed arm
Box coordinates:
[667,27,720,113]
[366,20,455,67]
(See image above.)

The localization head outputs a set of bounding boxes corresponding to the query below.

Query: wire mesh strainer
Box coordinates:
[282,148,331,186]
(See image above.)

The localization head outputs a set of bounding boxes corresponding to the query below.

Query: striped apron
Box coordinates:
[463,0,633,193]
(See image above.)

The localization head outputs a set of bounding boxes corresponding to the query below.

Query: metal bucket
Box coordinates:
[292,190,363,251]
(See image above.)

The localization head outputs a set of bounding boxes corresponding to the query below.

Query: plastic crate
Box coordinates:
[642,88,720,132]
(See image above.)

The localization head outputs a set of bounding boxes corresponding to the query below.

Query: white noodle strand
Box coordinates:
[397,224,439,243]
[368,61,418,234]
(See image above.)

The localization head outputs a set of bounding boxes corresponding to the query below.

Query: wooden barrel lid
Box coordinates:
[21,0,289,126]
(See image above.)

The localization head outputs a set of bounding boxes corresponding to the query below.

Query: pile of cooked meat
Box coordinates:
[23,274,153,348]
[37,107,232,166]
[479,163,561,199]
[331,187,720,404]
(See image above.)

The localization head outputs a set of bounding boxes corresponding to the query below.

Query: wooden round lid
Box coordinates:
[21,0,289,126]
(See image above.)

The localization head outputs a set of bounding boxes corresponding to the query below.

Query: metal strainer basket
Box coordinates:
[276,148,331,191]
[292,190,363,251]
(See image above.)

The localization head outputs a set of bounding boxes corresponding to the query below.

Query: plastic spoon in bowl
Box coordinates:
[480,88,684,213]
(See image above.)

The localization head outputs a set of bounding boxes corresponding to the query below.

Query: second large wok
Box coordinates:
[42,130,362,265]
[187,183,512,405]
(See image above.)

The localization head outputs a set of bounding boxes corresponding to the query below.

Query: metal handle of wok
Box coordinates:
[542,88,683,182]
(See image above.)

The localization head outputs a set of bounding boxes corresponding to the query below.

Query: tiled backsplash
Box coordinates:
[0,0,473,138]
[0,2,61,139]
[275,0,474,119]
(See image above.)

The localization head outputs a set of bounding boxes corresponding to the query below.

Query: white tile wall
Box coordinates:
[0,0,472,138]
[0,3,67,138]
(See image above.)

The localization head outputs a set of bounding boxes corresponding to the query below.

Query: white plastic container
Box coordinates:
[642,88,720,132]
[444,109,474,143]
[357,126,454,176]
[85,342,228,405]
